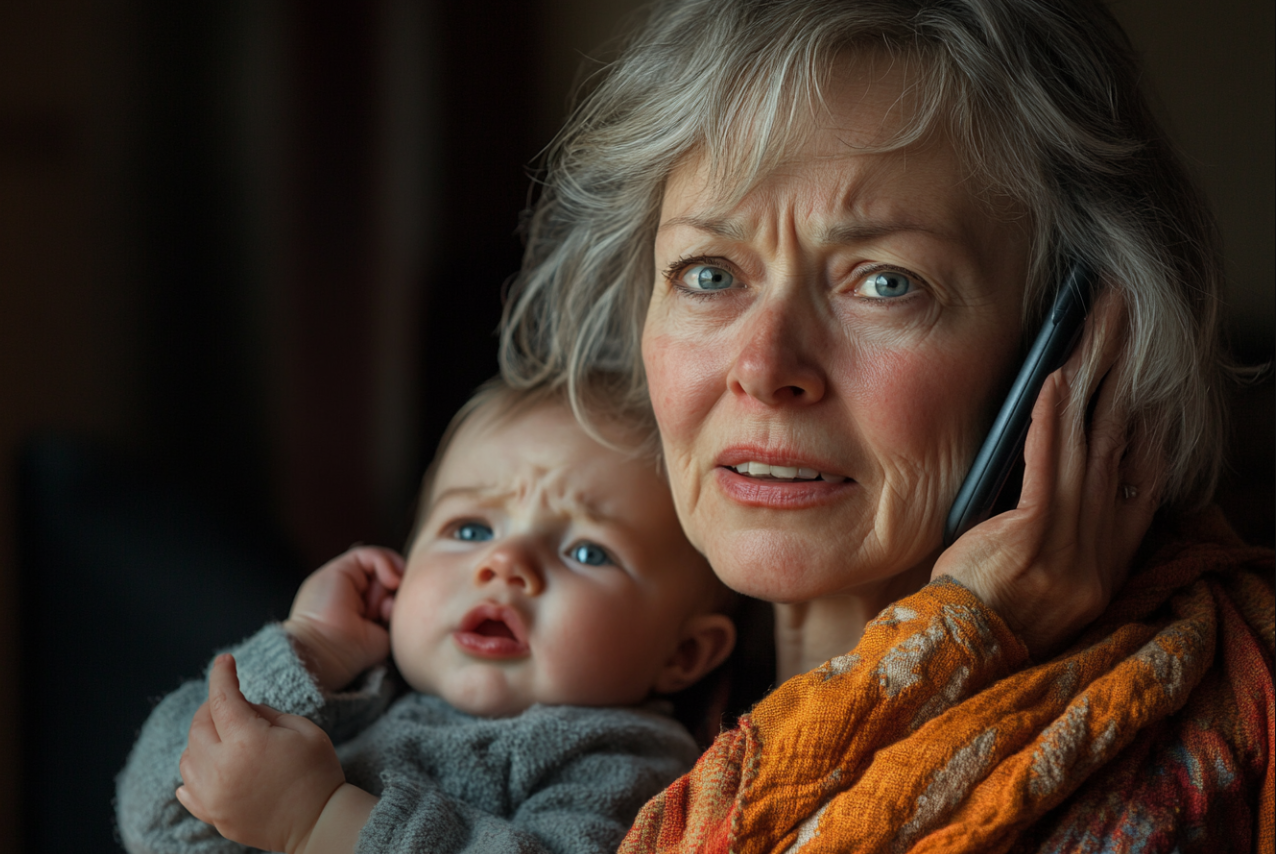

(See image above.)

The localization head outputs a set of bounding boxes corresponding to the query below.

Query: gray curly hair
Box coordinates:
[500,0,1237,510]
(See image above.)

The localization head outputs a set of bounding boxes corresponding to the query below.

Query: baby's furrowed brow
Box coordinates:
[424,485,510,517]
[431,485,493,504]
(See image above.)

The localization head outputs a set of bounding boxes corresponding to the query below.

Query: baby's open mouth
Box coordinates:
[472,619,517,640]
[453,604,529,659]
[728,462,847,483]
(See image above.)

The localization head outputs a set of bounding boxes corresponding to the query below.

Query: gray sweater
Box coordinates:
[116,625,700,854]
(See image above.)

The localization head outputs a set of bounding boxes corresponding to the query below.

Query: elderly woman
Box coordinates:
[500,0,1274,851]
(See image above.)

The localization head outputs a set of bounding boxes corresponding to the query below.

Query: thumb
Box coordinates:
[266,709,331,743]
[207,654,256,739]
[247,700,289,726]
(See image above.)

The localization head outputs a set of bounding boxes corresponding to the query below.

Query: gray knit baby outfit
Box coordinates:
[116,624,700,853]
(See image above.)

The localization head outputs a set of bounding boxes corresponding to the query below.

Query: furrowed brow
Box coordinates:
[817,219,948,246]
[433,485,479,501]
[429,485,506,508]
[658,215,750,241]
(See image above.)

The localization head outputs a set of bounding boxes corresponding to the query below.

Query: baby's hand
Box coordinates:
[177,654,345,854]
[285,546,405,692]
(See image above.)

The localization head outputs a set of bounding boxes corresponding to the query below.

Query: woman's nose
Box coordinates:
[474,544,545,596]
[726,296,827,405]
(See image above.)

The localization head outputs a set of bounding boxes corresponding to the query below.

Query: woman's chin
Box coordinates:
[704,525,939,604]
[705,529,865,603]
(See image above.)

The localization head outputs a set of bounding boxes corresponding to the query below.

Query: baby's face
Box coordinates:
[391,401,714,717]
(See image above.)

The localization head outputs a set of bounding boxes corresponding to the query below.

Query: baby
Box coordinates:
[116,380,736,854]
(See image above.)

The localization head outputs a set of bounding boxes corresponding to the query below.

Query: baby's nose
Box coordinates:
[475,545,544,596]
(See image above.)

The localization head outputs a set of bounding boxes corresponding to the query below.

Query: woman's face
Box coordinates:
[642,59,1030,604]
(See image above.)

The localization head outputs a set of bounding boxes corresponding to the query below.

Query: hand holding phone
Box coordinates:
[943,262,1097,546]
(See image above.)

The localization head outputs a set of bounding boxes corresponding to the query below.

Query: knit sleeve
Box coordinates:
[115,624,397,854]
[356,706,700,854]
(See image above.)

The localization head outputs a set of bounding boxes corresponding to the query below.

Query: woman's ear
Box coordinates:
[653,613,737,694]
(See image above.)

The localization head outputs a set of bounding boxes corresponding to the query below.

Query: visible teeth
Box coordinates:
[732,462,844,482]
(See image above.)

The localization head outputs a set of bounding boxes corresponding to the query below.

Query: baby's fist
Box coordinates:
[284,546,405,691]
[178,655,345,853]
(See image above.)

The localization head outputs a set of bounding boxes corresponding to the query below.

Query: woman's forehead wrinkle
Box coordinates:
[657,215,749,242]
[816,218,957,247]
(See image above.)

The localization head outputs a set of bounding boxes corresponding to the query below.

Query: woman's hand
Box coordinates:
[932,293,1162,659]
[177,655,348,854]
[284,546,405,693]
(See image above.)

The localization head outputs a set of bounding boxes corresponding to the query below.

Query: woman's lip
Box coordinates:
[715,466,855,508]
[453,603,529,659]
[716,447,844,475]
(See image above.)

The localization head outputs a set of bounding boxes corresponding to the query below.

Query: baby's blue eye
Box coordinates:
[865,271,913,298]
[454,522,493,542]
[688,265,734,291]
[568,541,613,567]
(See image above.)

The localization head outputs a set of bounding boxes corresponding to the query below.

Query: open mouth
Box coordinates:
[726,462,847,483]
[472,619,517,640]
[453,604,529,659]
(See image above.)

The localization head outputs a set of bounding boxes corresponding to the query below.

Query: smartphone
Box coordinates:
[943,261,1097,547]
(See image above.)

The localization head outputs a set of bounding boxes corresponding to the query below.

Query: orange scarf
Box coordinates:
[623,508,1274,853]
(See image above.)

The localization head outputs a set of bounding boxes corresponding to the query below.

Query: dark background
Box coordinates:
[1,0,1271,850]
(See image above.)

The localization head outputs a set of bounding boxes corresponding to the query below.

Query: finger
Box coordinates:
[364,575,390,623]
[247,700,288,726]
[1081,364,1129,529]
[366,575,401,626]
[178,746,196,791]
[1052,351,1090,533]
[177,743,209,818]
[1074,293,1131,542]
[359,548,404,621]
[1018,370,1065,520]
[186,699,217,748]
[175,784,206,821]
[1065,289,1126,405]
[207,654,255,739]
[1052,290,1128,535]
[267,710,328,739]
[354,546,404,591]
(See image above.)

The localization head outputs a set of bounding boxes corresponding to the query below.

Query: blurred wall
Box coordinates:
[1,1,143,849]
[0,0,1270,850]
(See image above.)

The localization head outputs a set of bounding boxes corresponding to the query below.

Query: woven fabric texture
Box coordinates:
[622,508,1275,854]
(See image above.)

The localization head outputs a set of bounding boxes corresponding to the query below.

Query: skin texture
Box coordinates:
[176,400,735,853]
[643,55,1158,678]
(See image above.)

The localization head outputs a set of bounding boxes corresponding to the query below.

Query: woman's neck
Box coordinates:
[772,558,935,682]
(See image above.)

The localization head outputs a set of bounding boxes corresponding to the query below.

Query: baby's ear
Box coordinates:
[653,613,736,695]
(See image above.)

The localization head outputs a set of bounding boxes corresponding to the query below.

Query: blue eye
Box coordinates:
[864,271,913,298]
[454,522,494,542]
[568,541,613,567]
[687,265,734,291]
